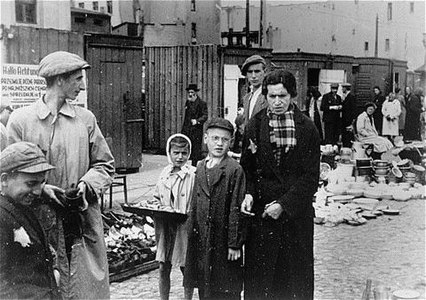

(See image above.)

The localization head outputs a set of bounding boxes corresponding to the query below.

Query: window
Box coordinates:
[410,2,414,13]
[364,42,369,51]
[78,2,84,8]
[385,39,390,51]
[93,1,98,10]
[107,1,112,13]
[191,0,196,11]
[387,3,392,20]
[191,22,197,40]
[15,0,37,24]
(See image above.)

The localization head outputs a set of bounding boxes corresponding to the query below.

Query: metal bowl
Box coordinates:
[373,166,389,176]
[372,160,390,167]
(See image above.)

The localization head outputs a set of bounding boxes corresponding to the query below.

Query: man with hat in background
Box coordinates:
[241,55,268,126]
[0,142,61,299]
[182,83,208,166]
[341,83,357,147]
[7,51,115,299]
[320,82,343,145]
[0,99,13,151]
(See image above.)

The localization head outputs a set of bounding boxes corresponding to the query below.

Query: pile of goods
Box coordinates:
[133,198,182,213]
[122,199,188,223]
[103,211,156,274]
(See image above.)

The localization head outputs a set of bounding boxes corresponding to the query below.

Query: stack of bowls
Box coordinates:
[372,160,391,177]
[404,172,417,185]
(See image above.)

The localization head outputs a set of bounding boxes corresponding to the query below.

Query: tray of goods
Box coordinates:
[122,201,188,223]
[328,195,354,204]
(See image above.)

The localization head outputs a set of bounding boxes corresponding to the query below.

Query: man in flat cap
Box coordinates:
[7,51,115,299]
[341,83,357,147]
[241,55,268,126]
[182,83,208,166]
[320,82,342,145]
[0,142,61,299]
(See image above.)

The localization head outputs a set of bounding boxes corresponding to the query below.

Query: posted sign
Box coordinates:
[1,64,87,108]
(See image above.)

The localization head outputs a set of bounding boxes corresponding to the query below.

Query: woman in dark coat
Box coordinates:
[240,70,320,299]
[404,86,423,141]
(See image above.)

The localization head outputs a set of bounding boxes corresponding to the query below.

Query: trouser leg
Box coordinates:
[180,267,194,300]
[159,261,172,300]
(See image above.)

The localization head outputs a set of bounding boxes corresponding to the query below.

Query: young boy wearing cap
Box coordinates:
[0,142,61,299]
[184,118,246,300]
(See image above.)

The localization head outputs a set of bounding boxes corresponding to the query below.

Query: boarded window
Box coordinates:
[387,3,392,20]
[107,1,113,13]
[15,0,37,24]
[94,19,103,26]
[75,17,86,23]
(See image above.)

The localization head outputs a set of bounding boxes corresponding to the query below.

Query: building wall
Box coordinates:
[1,0,71,30]
[113,0,221,45]
[222,1,425,71]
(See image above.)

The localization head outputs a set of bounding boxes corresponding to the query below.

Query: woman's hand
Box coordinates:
[241,194,255,216]
[262,202,284,220]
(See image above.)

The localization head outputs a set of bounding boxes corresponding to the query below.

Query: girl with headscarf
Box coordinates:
[151,133,196,300]
[382,92,401,139]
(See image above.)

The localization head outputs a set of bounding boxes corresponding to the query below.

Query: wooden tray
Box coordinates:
[122,205,188,222]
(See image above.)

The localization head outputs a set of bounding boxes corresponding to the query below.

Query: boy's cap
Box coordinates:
[330,83,339,89]
[241,55,266,76]
[206,118,234,134]
[39,51,90,78]
[341,82,351,87]
[1,142,55,174]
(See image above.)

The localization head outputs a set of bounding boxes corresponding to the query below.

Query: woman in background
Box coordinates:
[306,86,323,143]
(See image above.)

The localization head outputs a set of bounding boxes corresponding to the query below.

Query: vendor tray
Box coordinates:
[122,204,188,222]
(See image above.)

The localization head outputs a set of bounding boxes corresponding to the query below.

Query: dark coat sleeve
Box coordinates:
[410,95,423,115]
[275,124,320,219]
[227,166,246,249]
[196,100,208,124]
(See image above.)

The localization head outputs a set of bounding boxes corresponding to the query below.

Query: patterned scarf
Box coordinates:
[268,106,297,164]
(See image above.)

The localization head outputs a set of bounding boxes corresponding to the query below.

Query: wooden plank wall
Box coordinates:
[145,45,223,150]
[5,25,84,64]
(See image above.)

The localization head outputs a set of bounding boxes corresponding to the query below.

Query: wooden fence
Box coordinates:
[4,25,84,64]
[144,45,223,150]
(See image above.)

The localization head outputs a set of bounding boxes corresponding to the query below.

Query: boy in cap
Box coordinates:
[0,142,61,299]
[184,118,246,300]
[241,55,268,125]
[7,51,114,299]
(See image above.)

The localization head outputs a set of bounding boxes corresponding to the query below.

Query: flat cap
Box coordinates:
[330,82,339,88]
[206,117,234,134]
[186,83,200,91]
[341,82,351,87]
[38,51,90,78]
[241,55,266,76]
[1,142,55,174]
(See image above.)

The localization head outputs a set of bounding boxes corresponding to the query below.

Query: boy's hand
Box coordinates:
[228,248,241,261]
[76,182,89,211]
[241,194,255,216]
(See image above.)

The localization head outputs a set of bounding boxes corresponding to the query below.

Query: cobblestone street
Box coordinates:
[109,155,425,299]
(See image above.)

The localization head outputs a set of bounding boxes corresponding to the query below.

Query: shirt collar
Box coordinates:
[36,97,76,120]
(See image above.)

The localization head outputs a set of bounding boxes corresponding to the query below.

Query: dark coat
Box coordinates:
[243,90,268,126]
[184,156,246,297]
[182,97,208,162]
[373,93,385,134]
[320,91,342,123]
[240,106,320,299]
[342,92,357,127]
[404,93,422,140]
[0,195,61,299]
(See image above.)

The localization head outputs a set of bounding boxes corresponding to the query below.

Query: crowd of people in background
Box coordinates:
[304,82,426,158]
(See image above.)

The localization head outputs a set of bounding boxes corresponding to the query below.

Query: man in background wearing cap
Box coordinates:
[341,83,357,147]
[0,142,61,299]
[7,51,114,299]
[184,118,246,300]
[0,100,13,151]
[241,55,268,126]
[320,82,342,145]
[182,83,208,166]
